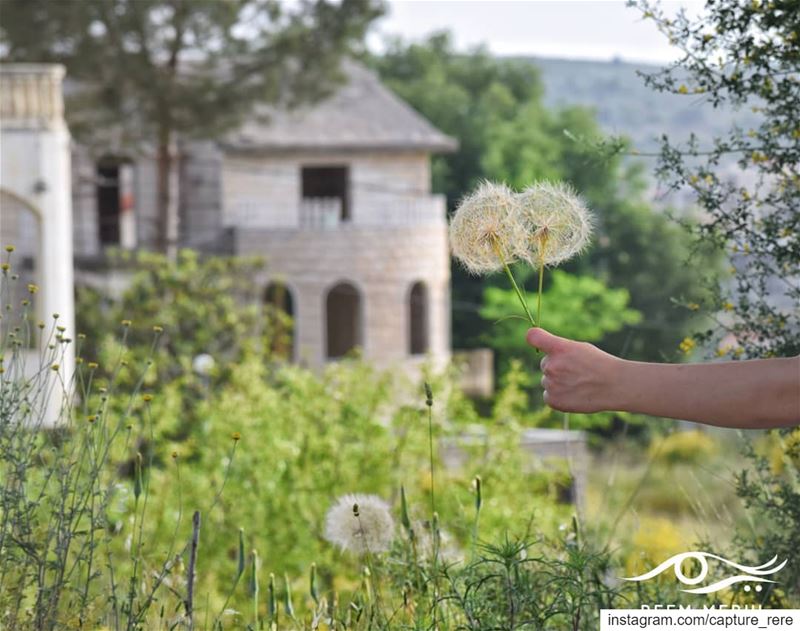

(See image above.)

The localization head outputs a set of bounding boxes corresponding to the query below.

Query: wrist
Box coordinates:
[602,356,633,412]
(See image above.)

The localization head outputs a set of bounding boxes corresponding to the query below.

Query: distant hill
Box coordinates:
[526,56,757,153]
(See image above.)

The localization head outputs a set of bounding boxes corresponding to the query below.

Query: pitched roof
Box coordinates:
[222,62,457,154]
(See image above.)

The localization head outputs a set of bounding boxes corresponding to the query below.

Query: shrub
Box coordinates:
[647,430,718,466]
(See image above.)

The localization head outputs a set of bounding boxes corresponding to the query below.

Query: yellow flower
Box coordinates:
[121,319,132,327]
[142,393,153,402]
[87,415,97,424]
[677,84,689,94]
[231,432,241,441]
[27,283,38,294]
[687,302,700,311]
[152,325,163,333]
[1,263,9,272]
[4,245,14,253]
[722,301,734,311]
[679,337,696,354]
[171,451,178,459]
[51,363,60,371]
[87,362,98,370]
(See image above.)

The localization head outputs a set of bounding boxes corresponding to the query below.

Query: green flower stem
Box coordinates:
[537,235,548,328]
[537,263,544,328]
[491,238,536,327]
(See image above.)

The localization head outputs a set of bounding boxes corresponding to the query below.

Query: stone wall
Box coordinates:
[235,221,451,371]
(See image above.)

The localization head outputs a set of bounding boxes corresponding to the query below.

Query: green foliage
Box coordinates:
[3,258,597,628]
[647,430,718,466]
[632,0,799,359]
[481,269,641,363]
[0,0,382,143]
[634,0,799,606]
[77,249,269,375]
[372,33,718,364]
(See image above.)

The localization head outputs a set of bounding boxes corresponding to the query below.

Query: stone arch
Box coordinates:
[0,188,42,344]
[408,280,429,355]
[264,280,296,360]
[325,281,363,359]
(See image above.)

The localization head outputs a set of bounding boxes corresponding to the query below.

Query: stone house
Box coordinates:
[69,63,458,371]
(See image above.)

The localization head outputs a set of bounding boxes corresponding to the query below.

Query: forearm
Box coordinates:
[611,356,800,429]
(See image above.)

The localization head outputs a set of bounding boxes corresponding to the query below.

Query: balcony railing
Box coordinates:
[226,194,446,230]
[0,64,66,130]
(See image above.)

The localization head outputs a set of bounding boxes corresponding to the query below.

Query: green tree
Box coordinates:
[0,0,383,253]
[633,0,800,601]
[481,270,642,366]
[372,33,716,363]
[632,0,799,359]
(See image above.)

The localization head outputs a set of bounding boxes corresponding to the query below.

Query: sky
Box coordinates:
[369,0,704,64]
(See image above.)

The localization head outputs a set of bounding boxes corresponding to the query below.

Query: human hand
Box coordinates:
[526,328,623,413]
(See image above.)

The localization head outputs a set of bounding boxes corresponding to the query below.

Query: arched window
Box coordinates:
[326,282,362,359]
[0,190,40,346]
[409,281,429,355]
[264,281,295,360]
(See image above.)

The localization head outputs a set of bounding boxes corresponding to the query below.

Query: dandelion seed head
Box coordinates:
[512,181,593,267]
[449,181,521,275]
[323,493,394,555]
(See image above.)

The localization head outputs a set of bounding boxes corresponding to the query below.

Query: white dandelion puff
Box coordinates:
[324,494,395,555]
[511,181,593,267]
[449,181,522,275]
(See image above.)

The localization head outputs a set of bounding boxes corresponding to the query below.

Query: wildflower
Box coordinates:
[152,325,163,333]
[51,363,59,371]
[57,326,65,333]
[77,333,86,340]
[1,263,9,272]
[121,319,132,327]
[142,393,153,402]
[27,284,38,294]
[511,181,593,267]
[231,432,241,442]
[171,451,178,459]
[37,321,45,329]
[21,299,29,307]
[87,415,97,424]
[449,181,520,274]
[722,301,735,311]
[324,494,395,554]
[4,245,14,252]
[87,362,98,370]
[677,84,689,94]
[52,313,59,319]
[679,337,696,354]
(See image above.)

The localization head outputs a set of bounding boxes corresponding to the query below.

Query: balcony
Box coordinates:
[0,64,66,130]
[225,194,447,230]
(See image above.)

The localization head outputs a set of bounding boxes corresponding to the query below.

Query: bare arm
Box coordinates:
[526,328,800,429]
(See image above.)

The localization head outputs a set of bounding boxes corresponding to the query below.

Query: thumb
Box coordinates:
[526,328,568,354]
